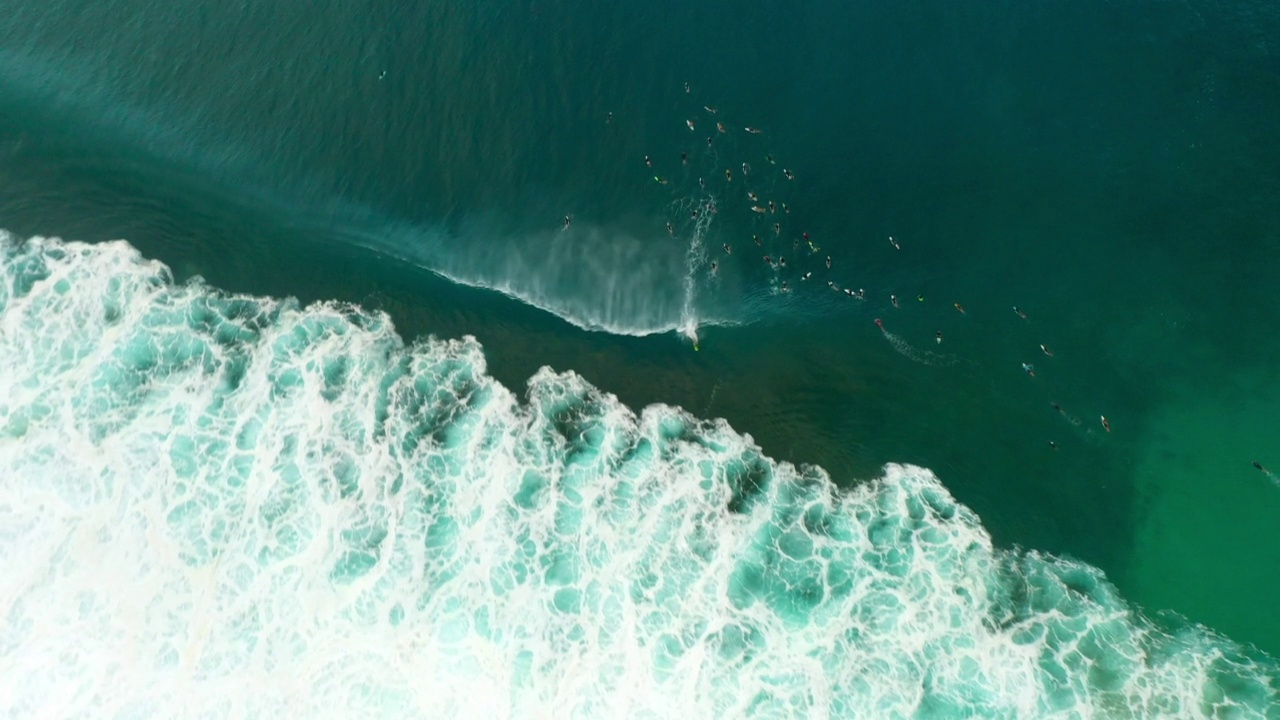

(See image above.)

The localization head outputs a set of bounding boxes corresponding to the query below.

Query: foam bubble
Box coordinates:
[0,232,1275,718]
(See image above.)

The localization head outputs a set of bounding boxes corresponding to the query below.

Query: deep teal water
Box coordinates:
[2,0,1279,669]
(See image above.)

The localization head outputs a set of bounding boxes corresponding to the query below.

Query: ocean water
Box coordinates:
[1,234,1275,718]
[2,0,1280,717]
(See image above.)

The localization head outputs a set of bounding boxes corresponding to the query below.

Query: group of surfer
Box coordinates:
[561,81,1280,462]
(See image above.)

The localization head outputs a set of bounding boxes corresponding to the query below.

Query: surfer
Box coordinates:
[667,222,675,236]
[1049,440,1059,450]
[748,191,759,202]
[1022,363,1036,378]
[825,255,832,269]
[705,105,718,114]
[681,152,688,165]
[766,154,776,164]
[687,119,696,132]
[768,200,777,214]
[802,271,812,281]
[889,236,900,250]
[774,222,782,236]
[710,261,718,275]
[751,205,767,213]
[875,318,885,331]
[783,168,795,180]
[725,168,733,182]
[779,256,787,267]
[1013,306,1028,320]
[691,209,699,219]
[645,155,652,167]
[654,176,668,185]
[891,294,899,308]
[746,127,763,134]
[1040,344,1054,357]
[562,214,573,230]
[781,281,790,292]
[753,234,762,246]
[717,122,727,133]
[706,136,713,147]
[936,330,943,344]
[763,255,773,266]
[954,303,966,314]
[685,82,691,93]
[783,203,791,214]
[1100,416,1111,432]
[606,111,613,124]
[742,162,751,175]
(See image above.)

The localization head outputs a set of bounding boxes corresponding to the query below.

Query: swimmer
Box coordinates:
[687,119,696,132]
[917,294,924,302]
[379,70,387,80]
[1254,461,1269,473]
[1013,306,1028,320]
[936,330,943,344]
[808,241,821,253]
[654,176,668,185]
[753,234,762,246]
[645,155,652,167]
[763,255,773,265]
[825,255,832,269]
[1100,416,1111,432]
[751,205,767,214]
[562,214,573,230]
[891,294,899,308]
[745,127,763,134]
[710,261,718,274]
[768,200,777,214]
[802,271,812,281]
[781,281,790,292]
[1040,344,1054,357]
[1049,440,1059,450]
[954,303,966,314]
[742,162,751,175]
[717,122,727,133]
[725,168,733,182]
[748,191,759,202]
[889,236,900,250]
[706,136,713,147]
[606,111,613,124]
[779,256,787,267]
[667,222,675,236]
[856,288,866,300]
[774,222,782,236]
[723,243,733,255]
[705,105,718,114]
[1022,363,1036,378]
[691,209,699,219]
[783,202,791,213]
[783,168,795,180]
[766,154,776,164]
[1051,402,1063,413]
[802,231,810,241]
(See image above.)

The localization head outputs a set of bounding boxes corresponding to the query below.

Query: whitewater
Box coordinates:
[0,232,1275,719]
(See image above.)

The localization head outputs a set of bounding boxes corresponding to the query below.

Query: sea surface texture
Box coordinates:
[1,0,1278,718]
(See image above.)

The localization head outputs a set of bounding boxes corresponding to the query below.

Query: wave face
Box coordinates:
[0,233,1275,719]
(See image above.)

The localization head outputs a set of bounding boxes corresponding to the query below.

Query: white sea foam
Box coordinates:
[0,233,1275,719]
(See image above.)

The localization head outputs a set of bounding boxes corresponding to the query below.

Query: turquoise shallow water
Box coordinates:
[1,0,1280,715]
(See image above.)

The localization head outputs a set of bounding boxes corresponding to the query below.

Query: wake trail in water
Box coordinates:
[874,319,971,368]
